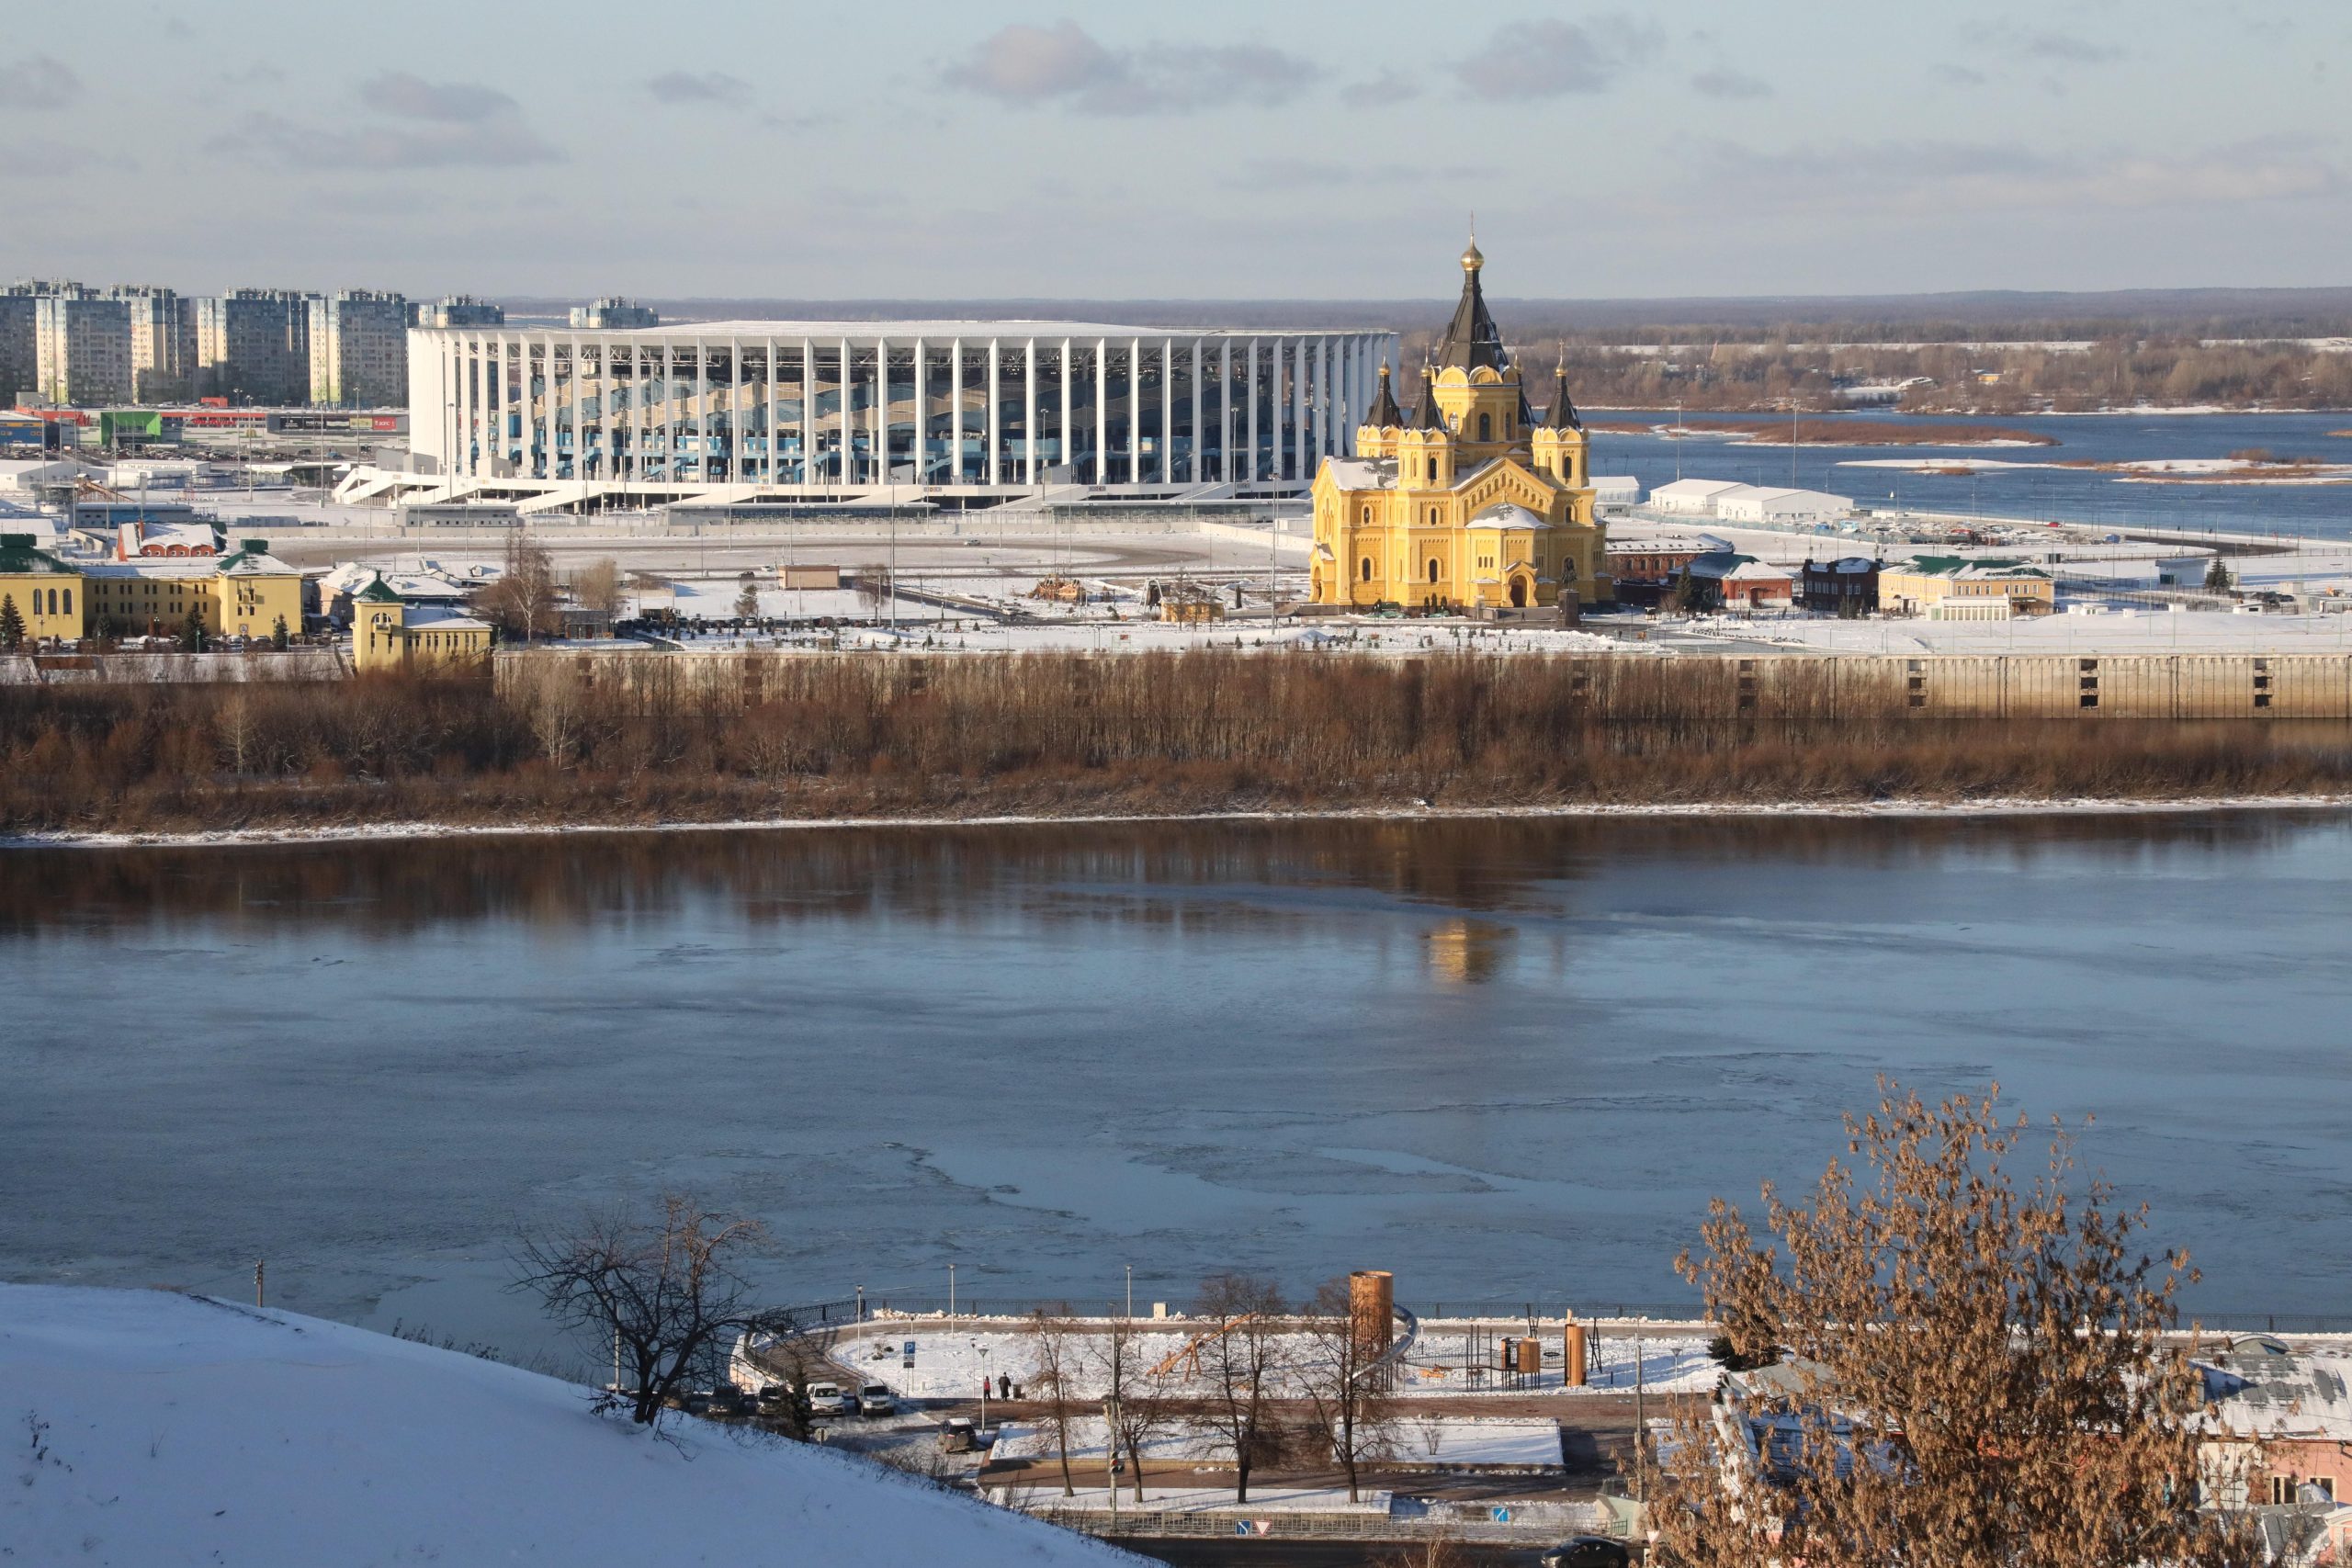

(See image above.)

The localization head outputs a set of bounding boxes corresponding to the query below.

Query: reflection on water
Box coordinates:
[1427,919,1515,985]
[4,808,2350,1355]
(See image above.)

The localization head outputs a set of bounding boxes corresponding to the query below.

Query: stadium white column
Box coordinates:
[985,338,1000,486]
[1246,337,1259,483]
[1023,337,1037,485]
[1128,337,1141,484]
[762,335,777,484]
[1292,337,1306,481]
[836,337,851,483]
[1058,337,1073,483]
[873,335,888,486]
[1189,339,1203,482]
[458,335,472,479]
[797,337,813,485]
[1093,339,1107,486]
[1218,339,1231,482]
[1166,341,1185,486]
[911,337,925,486]
[949,339,963,487]
[1321,337,1335,461]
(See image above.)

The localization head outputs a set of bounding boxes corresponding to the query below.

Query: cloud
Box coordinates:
[209,109,562,171]
[1340,68,1420,108]
[359,72,521,124]
[2016,30,2123,64]
[1693,137,2341,217]
[1453,16,1662,99]
[943,20,1314,114]
[1690,67,1771,99]
[0,54,81,111]
[1932,62,1988,87]
[643,71,752,107]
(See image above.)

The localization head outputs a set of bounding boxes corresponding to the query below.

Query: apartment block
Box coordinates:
[34,289,133,407]
[568,297,658,329]
[193,289,311,406]
[307,289,409,407]
[415,295,503,329]
[107,285,195,402]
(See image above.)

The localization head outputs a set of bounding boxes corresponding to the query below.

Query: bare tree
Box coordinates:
[854,561,892,616]
[1192,1272,1289,1504]
[1097,1311,1177,1503]
[215,693,256,777]
[1025,1305,1083,1497]
[478,530,560,641]
[1298,1276,1399,1504]
[513,1193,802,1427]
[1657,1079,2256,1568]
[732,570,761,622]
[571,558,625,615]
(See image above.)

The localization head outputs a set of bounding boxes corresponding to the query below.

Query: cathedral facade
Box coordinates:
[1308,243,1609,611]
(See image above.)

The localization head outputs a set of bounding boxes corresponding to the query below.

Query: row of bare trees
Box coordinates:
[1023,1273,1397,1506]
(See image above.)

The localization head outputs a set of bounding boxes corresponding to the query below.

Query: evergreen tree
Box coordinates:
[2204,555,2234,592]
[178,605,206,652]
[271,615,290,651]
[0,593,23,650]
[732,572,760,621]
[94,615,117,651]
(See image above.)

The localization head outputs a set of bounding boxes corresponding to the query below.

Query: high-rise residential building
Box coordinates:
[33,288,133,407]
[307,289,409,407]
[0,285,43,408]
[107,285,194,402]
[416,295,503,329]
[193,289,311,406]
[569,298,658,329]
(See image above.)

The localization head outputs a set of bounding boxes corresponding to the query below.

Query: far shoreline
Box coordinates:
[6,794,2347,852]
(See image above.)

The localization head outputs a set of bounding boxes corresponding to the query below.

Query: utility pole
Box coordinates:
[976,1341,991,1433]
[1125,1265,1133,1321]
[948,1262,956,1318]
[254,1258,265,1308]
[1103,1397,1121,1527]
[1633,1328,1647,1504]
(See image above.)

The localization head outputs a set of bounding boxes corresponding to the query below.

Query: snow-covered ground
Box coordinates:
[2,1284,1135,1568]
[822,1320,1718,1403]
[1726,609,2352,655]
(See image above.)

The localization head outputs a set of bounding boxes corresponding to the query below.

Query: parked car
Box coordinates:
[1541,1537,1631,1568]
[756,1383,794,1415]
[806,1382,854,1417]
[857,1382,896,1416]
[703,1383,749,1416]
[937,1416,978,1453]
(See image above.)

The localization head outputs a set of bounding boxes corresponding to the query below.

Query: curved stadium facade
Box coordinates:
[397,321,1398,511]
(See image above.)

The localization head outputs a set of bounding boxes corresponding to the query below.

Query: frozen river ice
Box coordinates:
[5,811,2351,1360]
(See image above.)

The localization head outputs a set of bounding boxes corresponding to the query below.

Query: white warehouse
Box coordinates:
[1713,485,1852,525]
[363,320,1397,513]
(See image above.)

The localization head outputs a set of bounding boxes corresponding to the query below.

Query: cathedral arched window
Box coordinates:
[1428,507,1438,525]
[1478,413,1491,442]
[1360,558,1373,582]
[1428,559,1440,583]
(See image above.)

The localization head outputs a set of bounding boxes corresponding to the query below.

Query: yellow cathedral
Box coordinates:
[1309,241,1608,612]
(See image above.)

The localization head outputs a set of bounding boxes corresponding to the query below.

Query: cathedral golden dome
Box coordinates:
[1461,237,1484,273]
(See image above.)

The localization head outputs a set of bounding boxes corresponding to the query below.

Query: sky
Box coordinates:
[0,0,2343,302]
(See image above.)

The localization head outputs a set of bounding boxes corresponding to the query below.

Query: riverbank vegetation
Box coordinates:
[1525,337,2352,415]
[1588,417,2054,446]
[5,656,2351,836]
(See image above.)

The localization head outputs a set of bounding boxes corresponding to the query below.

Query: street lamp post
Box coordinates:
[975,1341,991,1433]
[1125,1265,1133,1321]
[948,1262,956,1318]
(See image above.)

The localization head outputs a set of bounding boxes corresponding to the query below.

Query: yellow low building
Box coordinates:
[1309,241,1607,612]
[351,572,493,672]
[0,533,85,645]
[1880,557,2055,618]
[83,538,308,642]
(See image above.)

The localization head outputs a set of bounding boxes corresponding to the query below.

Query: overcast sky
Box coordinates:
[1,0,2342,301]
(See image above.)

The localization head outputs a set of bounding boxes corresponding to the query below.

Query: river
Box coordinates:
[1588,409,2352,539]
[5,813,2349,1359]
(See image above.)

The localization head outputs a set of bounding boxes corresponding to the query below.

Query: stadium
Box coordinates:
[364,321,1396,513]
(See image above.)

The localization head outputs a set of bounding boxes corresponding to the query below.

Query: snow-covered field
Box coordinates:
[2,1284,1135,1567]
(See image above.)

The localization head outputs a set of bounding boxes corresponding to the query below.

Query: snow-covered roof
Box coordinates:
[1689,552,1793,581]
[1651,478,1747,500]
[405,606,492,630]
[1471,502,1546,528]
[0,1284,1130,1568]
[2198,1337,2352,1442]
[1320,457,1396,491]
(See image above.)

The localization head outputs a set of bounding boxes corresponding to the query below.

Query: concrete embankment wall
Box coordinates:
[0,649,347,684]
[492,648,2352,720]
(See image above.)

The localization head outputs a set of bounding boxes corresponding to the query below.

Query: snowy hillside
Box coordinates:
[1,1284,1139,1568]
